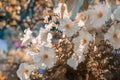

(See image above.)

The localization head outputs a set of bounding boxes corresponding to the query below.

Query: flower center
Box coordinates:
[82,16,87,21]
[113,33,119,40]
[79,13,84,17]
[43,53,49,59]
[79,13,87,21]
[97,11,103,18]
[65,23,71,29]
[80,38,87,45]
[24,69,29,74]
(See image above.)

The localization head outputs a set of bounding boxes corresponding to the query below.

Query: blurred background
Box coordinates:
[0,0,54,79]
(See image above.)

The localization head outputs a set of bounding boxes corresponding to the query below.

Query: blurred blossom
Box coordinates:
[113,6,120,21]
[67,29,93,70]
[86,3,111,28]
[73,29,93,53]
[67,53,85,70]
[75,12,88,27]
[53,2,70,19]
[58,18,79,37]
[16,63,35,80]
[36,28,52,47]
[33,46,56,69]
[21,28,33,45]
[104,23,120,49]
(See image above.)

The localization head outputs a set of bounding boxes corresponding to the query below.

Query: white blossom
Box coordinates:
[113,6,120,21]
[36,28,52,47]
[58,18,79,37]
[75,12,88,27]
[16,63,35,80]
[33,46,56,68]
[21,28,33,45]
[104,23,120,49]
[53,2,70,19]
[67,53,85,70]
[86,3,111,28]
[73,29,93,53]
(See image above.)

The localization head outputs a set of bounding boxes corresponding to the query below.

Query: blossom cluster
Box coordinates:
[17,0,120,80]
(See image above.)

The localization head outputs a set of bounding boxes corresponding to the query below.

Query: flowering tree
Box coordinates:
[17,0,120,80]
